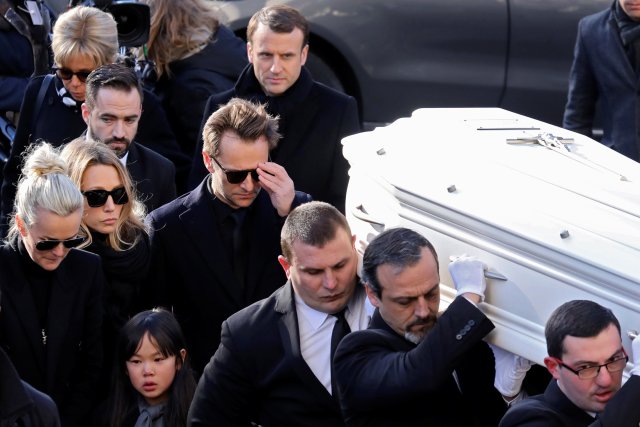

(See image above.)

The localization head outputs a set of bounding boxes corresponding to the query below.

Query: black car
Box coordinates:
[212,0,610,127]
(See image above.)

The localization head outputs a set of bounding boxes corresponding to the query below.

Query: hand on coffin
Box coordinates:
[448,255,487,303]
[630,333,640,377]
[490,344,533,402]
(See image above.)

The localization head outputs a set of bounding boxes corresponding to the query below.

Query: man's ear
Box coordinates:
[544,356,562,380]
[365,284,380,308]
[202,151,214,174]
[278,255,292,278]
[81,103,90,125]
[300,44,309,66]
[247,41,253,63]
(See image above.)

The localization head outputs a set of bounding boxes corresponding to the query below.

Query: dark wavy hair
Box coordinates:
[108,308,196,427]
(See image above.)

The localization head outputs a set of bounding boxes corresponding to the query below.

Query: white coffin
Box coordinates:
[344,108,640,366]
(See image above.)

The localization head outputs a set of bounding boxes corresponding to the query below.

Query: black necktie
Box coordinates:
[230,210,246,289]
[330,309,351,397]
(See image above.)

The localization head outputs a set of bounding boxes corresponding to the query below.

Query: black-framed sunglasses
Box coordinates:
[52,66,92,83]
[211,156,260,184]
[82,187,129,208]
[550,351,629,380]
[35,236,86,251]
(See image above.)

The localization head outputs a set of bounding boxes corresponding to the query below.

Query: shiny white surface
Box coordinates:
[345,108,640,367]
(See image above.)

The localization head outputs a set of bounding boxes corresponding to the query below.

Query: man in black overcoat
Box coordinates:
[188,5,360,213]
[82,64,176,212]
[145,98,311,375]
[187,202,373,426]
[334,228,521,427]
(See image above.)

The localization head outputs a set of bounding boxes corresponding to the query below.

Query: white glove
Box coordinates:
[448,256,487,301]
[629,333,640,377]
[490,344,533,397]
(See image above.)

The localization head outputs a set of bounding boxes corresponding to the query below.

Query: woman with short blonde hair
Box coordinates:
[51,5,118,71]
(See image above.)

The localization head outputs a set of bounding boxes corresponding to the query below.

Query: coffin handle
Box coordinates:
[351,204,385,227]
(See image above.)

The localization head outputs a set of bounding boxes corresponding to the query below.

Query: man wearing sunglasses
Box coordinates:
[500,300,640,426]
[145,97,311,375]
[187,5,360,214]
[81,63,177,214]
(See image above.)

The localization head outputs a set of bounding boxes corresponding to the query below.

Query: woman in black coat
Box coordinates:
[61,137,150,395]
[0,142,104,427]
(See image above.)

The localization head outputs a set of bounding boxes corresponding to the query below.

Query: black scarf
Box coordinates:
[613,0,640,72]
[86,230,151,326]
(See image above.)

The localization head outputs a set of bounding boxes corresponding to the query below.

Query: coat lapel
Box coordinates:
[44,261,76,390]
[1,252,46,375]
[270,69,319,166]
[243,192,278,301]
[179,180,244,306]
[606,14,638,84]
[275,282,340,407]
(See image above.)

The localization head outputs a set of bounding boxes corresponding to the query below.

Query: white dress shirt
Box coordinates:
[295,285,374,395]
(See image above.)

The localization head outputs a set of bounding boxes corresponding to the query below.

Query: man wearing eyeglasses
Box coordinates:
[145,97,311,375]
[499,300,640,426]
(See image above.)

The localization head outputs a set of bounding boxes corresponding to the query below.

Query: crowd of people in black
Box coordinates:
[1,1,640,426]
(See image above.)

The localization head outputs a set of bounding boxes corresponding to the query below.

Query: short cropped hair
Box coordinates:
[247,5,309,49]
[7,142,83,244]
[281,201,351,263]
[545,300,621,359]
[202,98,280,158]
[52,6,118,68]
[363,228,439,298]
[84,63,143,110]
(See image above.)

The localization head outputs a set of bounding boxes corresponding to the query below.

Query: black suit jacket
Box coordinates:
[145,177,311,374]
[126,141,176,213]
[188,65,360,213]
[188,282,346,427]
[0,244,104,427]
[499,376,640,427]
[334,297,506,427]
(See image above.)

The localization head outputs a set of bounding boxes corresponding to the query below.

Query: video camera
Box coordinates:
[70,0,150,47]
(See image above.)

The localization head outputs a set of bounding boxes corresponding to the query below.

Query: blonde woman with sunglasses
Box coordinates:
[0,5,184,237]
[62,137,150,401]
[0,142,105,426]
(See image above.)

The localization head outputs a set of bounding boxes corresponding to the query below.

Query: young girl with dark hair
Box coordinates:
[108,308,196,427]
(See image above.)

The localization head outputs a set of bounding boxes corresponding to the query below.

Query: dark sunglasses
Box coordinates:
[35,236,85,251]
[82,187,129,207]
[52,66,92,83]
[211,156,259,184]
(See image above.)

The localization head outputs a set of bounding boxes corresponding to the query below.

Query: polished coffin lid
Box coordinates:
[343,108,640,365]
